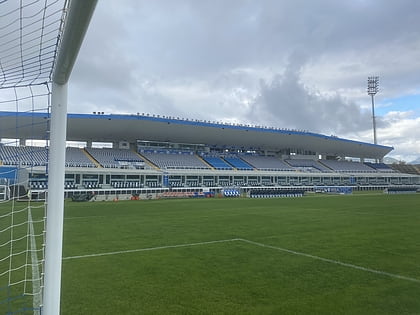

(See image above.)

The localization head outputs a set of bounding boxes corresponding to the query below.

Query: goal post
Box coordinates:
[43,2,97,315]
[0,0,97,314]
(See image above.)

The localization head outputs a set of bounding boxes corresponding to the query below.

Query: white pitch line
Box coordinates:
[63,238,240,260]
[28,208,42,315]
[237,238,420,284]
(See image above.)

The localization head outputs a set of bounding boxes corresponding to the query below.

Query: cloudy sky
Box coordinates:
[68,0,420,162]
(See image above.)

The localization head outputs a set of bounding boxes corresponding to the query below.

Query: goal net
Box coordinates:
[0,1,96,314]
[0,84,51,314]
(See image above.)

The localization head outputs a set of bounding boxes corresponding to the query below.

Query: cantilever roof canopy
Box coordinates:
[0,111,393,159]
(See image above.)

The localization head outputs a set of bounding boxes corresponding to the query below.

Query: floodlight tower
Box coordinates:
[367,76,379,145]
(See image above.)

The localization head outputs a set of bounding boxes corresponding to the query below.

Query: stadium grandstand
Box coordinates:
[1,110,419,201]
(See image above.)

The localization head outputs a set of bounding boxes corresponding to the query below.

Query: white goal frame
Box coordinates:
[0,185,7,201]
[42,1,97,315]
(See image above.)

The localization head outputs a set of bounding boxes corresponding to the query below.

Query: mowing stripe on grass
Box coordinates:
[65,215,109,220]
[239,238,420,284]
[65,212,247,221]
[63,238,240,260]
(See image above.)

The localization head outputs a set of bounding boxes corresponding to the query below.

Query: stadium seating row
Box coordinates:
[250,189,305,198]
[0,146,48,166]
[141,151,209,170]
[86,148,145,169]
[30,181,47,189]
[0,146,146,169]
[0,145,409,174]
[112,181,142,188]
[223,189,241,197]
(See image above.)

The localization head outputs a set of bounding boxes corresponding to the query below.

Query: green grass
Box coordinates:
[60,193,420,314]
[2,193,420,314]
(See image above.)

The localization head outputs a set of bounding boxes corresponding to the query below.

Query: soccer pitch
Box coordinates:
[2,193,420,314]
[57,193,420,314]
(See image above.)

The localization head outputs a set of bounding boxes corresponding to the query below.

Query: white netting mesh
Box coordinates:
[0,87,50,315]
[0,0,68,313]
[0,0,67,88]
[0,201,45,314]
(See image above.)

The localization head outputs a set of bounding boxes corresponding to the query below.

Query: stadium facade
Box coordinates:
[0,111,419,200]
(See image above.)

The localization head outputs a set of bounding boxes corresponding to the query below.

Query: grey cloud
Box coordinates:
[247,56,374,135]
[75,0,420,72]
[72,0,420,94]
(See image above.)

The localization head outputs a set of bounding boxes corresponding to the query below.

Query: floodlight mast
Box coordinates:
[367,76,379,145]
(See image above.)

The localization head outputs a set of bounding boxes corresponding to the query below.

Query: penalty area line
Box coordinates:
[238,238,420,284]
[62,237,420,284]
[28,208,42,315]
[63,238,240,260]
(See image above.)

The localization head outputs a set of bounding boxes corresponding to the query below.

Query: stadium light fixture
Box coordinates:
[367,76,379,145]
